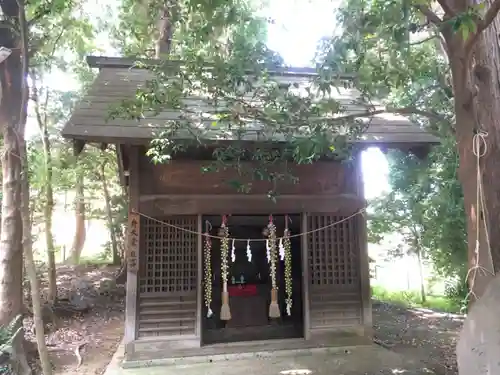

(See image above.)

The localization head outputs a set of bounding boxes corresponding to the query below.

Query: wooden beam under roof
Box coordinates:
[72,139,86,156]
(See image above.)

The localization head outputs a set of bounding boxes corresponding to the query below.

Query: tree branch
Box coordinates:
[414,5,443,25]
[331,106,451,126]
[436,0,456,17]
[410,34,439,46]
[28,21,67,59]
[464,0,500,56]
[27,0,56,27]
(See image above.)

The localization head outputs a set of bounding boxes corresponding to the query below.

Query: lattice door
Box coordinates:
[306,214,362,329]
[138,216,198,338]
[307,214,358,287]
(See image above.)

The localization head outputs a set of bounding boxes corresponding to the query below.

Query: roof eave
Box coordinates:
[85,55,356,80]
[60,128,440,148]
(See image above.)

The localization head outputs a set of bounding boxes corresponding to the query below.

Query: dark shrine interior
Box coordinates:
[202,214,303,345]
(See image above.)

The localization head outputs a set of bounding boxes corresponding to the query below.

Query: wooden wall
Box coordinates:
[138,153,357,196]
[136,149,365,216]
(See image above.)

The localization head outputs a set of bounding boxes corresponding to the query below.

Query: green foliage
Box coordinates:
[112,0,273,59]
[0,329,11,348]
[420,138,467,279]
[444,277,469,312]
[104,193,128,258]
[368,150,430,259]
[111,0,369,196]
[332,0,469,294]
[0,315,21,375]
[320,0,453,134]
[372,285,461,313]
[20,0,126,268]
[368,142,467,285]
[0,315,22,347]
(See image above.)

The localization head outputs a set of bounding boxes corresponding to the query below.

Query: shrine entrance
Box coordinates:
[201,214,304,345]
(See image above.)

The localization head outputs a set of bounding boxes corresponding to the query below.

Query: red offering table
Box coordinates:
[228,284,257,297]
[226,284,268,328]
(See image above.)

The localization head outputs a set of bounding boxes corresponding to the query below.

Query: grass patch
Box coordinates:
[371,285,462,313]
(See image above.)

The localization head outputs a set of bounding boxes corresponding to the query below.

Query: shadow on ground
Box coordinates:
[31,265,463,375]
[373,300,463,375]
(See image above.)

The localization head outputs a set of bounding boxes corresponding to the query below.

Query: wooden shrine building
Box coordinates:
[62,56,438,365]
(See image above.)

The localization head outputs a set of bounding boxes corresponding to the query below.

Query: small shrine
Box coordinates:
[61,55,438,364]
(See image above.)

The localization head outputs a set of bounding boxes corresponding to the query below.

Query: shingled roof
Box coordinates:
[61,56,439,146]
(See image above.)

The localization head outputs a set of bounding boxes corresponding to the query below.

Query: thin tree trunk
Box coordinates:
[415,247,426,303]
[33,78,57,304]
[0,127,24,323]
[155,1,176,58]
[69,171,86,264]
[101,161,119,264]
[21,140,52,375]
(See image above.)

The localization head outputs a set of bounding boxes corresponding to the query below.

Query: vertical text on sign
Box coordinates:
[128,212,140,273]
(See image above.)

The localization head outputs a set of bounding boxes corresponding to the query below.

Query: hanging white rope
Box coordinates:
[466,130,494,301]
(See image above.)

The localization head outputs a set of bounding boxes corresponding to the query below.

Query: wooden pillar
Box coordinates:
[355,151,373,336]
[301,213,311,340]
[196,214,203,340]
[124,146,140,353]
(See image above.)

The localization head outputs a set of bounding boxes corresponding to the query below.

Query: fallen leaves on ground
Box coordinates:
[373,300,463,375]
[23,266,463,375]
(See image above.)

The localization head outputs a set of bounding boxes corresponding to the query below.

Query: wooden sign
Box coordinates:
[127,212,140,273]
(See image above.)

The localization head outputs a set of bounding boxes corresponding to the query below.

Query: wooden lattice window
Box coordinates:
[307,214,358,286]
[139,216,198,294]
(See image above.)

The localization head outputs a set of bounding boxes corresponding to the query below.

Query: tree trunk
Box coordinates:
[0,127,24,324]
[42,120,56,304]
[155,1,176,58]
[450,39,499,301]
[69,171,86,264]
[415,247,426,303]
[0,1,31,373]
[101,161,119,264]
[452,2,500,373]
[21,140,52,375]
[0,0,25,330]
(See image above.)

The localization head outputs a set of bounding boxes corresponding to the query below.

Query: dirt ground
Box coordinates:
[25,266,464,375]
[373,300,463,375]
[24,265,125,375]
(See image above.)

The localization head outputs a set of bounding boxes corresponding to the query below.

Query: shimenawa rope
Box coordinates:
[131,208,365,243]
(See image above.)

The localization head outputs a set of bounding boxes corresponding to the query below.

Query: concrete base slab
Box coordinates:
[103,343,435,375]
